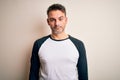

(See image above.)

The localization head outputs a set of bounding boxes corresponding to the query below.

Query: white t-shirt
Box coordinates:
[38,37,79,80]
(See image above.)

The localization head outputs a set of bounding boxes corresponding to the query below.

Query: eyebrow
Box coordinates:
[59,16,64,18]
[49,16,64,19]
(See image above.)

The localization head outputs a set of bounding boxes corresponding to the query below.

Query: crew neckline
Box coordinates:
[49,35,70,41]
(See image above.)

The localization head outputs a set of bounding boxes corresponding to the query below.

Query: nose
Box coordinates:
[55,20,60,26]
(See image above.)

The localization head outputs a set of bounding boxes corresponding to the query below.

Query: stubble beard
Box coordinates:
[52,26,64,34]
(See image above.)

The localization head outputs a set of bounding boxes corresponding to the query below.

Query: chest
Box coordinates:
[38,38,79,65]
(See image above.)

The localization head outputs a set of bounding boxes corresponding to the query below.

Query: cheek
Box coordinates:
[63,19,67,24]
[49,23,55,29]
[62,21,67,26]
[48,22,54,26]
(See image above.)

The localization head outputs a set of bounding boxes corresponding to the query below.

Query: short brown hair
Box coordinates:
[47,4,66,16]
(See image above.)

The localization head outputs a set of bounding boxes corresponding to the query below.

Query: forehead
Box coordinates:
[48,10,65,18]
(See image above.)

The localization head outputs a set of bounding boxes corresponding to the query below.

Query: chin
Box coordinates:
[53,31,63,34]
[52,29,63,34]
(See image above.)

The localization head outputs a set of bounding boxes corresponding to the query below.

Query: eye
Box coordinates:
[59,17,64,21]
[49,18,55,22]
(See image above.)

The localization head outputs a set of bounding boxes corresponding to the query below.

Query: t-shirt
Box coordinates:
[29,35,88,80]
[38,37,79,80]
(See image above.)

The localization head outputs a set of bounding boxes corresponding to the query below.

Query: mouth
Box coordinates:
[52,26,63,34]
[55,25,61,28]
[54,26,62,30]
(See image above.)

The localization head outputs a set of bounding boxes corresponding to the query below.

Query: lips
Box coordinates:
[55,25,61,28]
[52,26,64,34]
[54,26,61,30]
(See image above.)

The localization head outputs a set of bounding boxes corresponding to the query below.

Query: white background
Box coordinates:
[0,0,120,80]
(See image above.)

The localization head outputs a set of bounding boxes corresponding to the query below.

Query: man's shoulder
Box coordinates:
[34,35,50,45]
[37,35,50,41]
[69,35,86,54]
[69,35,83,44]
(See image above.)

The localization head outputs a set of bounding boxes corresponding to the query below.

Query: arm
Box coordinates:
[29,41,40,80]
[77,42,88,80]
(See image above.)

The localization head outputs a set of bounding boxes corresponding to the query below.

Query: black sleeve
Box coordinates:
[29,41,40,80]
[77,41,88,80]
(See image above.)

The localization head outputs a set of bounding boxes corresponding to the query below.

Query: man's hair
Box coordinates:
[47,4,66,16]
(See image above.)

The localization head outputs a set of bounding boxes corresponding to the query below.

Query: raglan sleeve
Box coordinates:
[77,41,88,80]
[29,40,40,80]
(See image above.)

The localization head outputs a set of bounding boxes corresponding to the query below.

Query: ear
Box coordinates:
[65,17,68,23]
[47,18,50,25]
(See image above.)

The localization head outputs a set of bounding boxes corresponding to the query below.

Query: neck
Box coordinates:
[51,33,69,40]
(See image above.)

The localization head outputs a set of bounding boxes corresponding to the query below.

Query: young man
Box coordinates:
[29,4,88,80]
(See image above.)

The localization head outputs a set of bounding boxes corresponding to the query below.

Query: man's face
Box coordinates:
[47,10,67,34]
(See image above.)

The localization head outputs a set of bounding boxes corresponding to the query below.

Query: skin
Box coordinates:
[47,10,68,40]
